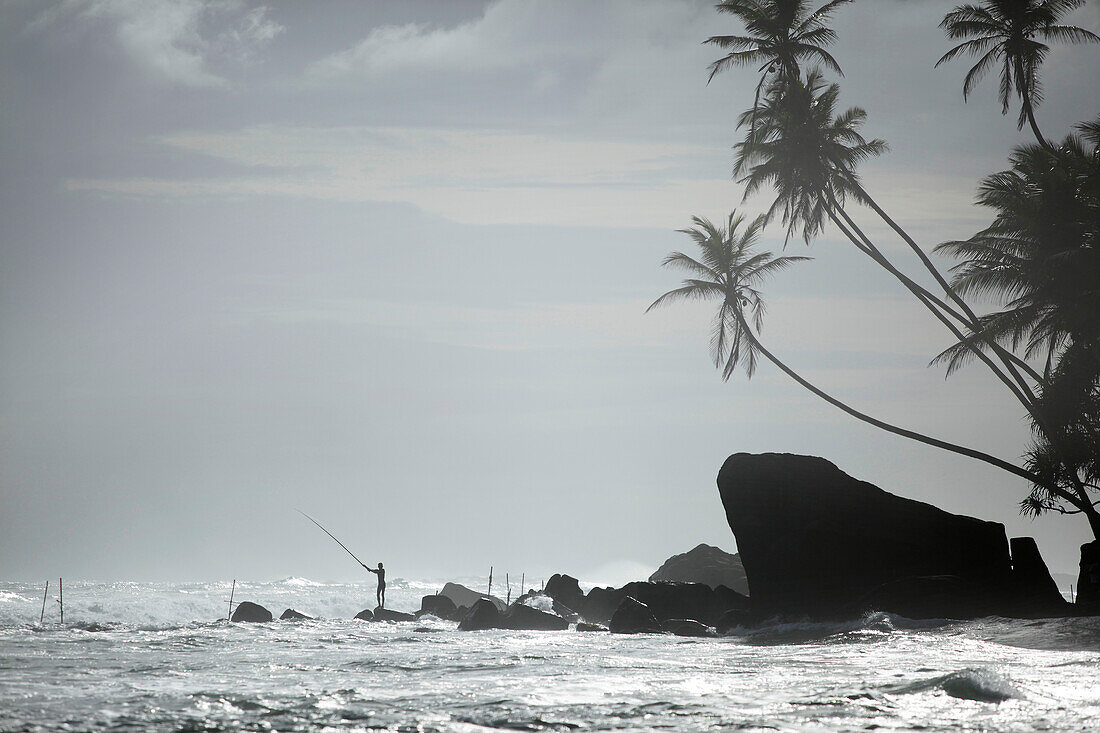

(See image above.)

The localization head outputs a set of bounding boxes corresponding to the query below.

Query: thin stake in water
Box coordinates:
[506,573,510,605]
[228,579,236,622]
[59,578,63,625]
[487,566,493,597]
[40,580,48,624]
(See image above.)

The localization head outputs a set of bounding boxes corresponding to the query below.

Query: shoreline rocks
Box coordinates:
[718,452,1070,620]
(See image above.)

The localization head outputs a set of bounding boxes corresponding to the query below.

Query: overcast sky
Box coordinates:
[3,0,1099,586]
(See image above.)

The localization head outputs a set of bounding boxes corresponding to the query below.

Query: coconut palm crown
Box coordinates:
[734,69,887,244]
[935,0,1100,146]
[647,213,808,379]
[934,124,1100,375]
[706,0,851,83]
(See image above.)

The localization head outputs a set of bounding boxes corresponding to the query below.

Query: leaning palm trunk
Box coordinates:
[729,307,1042,483]
[847,179,1047,392]
[823,199,1100,532]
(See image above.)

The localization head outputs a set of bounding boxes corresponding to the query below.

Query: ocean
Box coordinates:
[2,578,1099,731]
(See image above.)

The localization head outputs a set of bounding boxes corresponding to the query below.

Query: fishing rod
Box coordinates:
[297,510,368,568]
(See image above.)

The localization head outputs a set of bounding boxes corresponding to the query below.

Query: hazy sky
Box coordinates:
[3,0,1099,586]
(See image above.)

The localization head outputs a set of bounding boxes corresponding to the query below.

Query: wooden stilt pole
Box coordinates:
[40,581,49,624]
[59,578,64,625]
[228,579,236,622]
[520,573,524,596]
[487,566,493,597]
[506,573,510,605]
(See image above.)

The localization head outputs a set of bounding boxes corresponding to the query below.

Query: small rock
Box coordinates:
[354,608,374,621]
[664,618,718,637]
[575,622,608,632]
[609,597,664,634]
[231,601,272,623]
[458,598,502,631]
[503,604,568,631]
[279,608,312,621]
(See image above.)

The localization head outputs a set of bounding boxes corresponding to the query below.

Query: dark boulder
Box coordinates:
[373,608,416,622]
[544,574,585,614]
[503,604,569,631]
[609,597,665,634]
[458,598,502,631]
[354,608,374,621]
[419,594,459,621]
[231,601,272,623]
[650,544,749,595]
[440,582,506,613]
[664,619,718,637]
[1076,541,1100,609]
[279,608,312,621]
[718,453,1014,618]
[1008,537,1069,617]
[582,581,747,626]
[576,622,608,632]
[581,586,624,625]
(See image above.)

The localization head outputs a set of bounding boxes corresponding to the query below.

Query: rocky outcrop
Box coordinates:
[279,608,312,620]
[458,598,502,631]
[440,582,506,613]
[502,604,569,631]
[1076,541,1100,609]
[544,574,585,614]
[1008,537,1069,616]
[231,601,272,623]
[581,581,748,626]
[609,597,664,634]
[419,594,459,621]
[650,544,749,595]
[717,453,1018,619]
[353,608,374,621]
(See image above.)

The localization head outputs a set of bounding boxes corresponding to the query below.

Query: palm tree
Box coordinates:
[738,69,1047,414]
[706,0,851,139]
[936,0,1100,150]
[648,213,1042,484]
[734,70,884,244]
[934,128,1100,375]
[935,125,1100,533]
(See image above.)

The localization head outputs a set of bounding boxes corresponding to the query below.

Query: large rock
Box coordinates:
[717,453,1014,618]
[1008,537,1069,617]
[458,598,502,631]
[354,608,374,621]
[581,581,748,626]
[543,574,585,614]
[231,601,272,623]
[1076,541,1100,609]
[650,544,749,595]
[503,604,569,631]
[419,594,459,621]
[439,582,507,613]
[609,597,664,634]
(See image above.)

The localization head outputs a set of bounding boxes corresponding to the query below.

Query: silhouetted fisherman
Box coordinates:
[363,562,385,608]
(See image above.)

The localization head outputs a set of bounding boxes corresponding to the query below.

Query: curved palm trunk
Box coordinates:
[849,180,1046,390]
[825,203,1041,412]
[1014,58,1057,154]
[730,307,1041,485]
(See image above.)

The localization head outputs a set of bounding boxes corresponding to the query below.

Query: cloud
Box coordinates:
[32,0,283,87]
[64,124,742,228]
[307,0,604,80]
